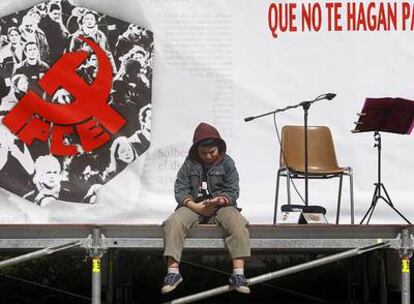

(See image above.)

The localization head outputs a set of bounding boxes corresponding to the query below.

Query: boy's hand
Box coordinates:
[205,197,227,207]
[197,201,217,216]
[186,200,216,216]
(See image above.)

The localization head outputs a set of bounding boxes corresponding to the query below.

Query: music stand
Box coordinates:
[353,97,414,224]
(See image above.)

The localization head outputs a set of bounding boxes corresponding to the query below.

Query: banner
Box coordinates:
[0,0,413,224]
[0,0,153,218]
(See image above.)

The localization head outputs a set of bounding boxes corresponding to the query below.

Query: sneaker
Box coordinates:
[161,272,183,294]
[229,274,250,294]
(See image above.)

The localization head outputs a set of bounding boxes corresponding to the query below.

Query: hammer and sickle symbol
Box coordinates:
[3,36,126,155]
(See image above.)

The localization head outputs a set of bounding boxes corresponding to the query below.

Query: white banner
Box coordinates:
[0,0,413,224]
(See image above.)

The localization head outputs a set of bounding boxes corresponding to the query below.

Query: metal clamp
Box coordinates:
[85,228,107,258]
[398,229,413,258]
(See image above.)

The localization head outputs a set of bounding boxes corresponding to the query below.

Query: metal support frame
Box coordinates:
[0,226,108,304]
[399,228,413,304]
[87,228,107,304]
[274,167,355,225]
[165,242,390,304]
[0,225,411,303]
[0,241,81,269]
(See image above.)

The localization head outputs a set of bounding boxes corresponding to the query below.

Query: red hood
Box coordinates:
[189,122,227,163]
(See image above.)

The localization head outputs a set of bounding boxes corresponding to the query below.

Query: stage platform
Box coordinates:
[0,224,411,251]
[0,224,411,304]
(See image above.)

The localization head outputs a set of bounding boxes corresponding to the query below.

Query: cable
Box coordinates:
[273,112,306,204]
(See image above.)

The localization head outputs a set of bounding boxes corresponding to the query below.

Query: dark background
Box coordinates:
[0,249,410,304]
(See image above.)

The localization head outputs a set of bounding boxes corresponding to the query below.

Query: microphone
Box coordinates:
[326,93,336,100]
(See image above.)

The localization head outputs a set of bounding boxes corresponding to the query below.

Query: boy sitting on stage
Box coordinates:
[162,122,251,294]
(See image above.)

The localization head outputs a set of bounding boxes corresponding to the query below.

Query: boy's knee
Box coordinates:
[231,225,249,240]
[163,214,185,232]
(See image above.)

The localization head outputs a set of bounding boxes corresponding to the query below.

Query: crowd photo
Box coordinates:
[0,0,154,205]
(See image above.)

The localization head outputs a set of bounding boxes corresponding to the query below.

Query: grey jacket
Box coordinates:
[174,154,239,207]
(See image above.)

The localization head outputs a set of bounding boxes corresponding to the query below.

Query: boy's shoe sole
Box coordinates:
[234,285,251,294]
[161,277,183,294]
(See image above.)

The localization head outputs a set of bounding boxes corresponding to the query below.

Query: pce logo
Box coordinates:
[3,36,125,156]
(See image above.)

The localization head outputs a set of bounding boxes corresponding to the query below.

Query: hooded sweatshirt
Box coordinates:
[174,122,239,208]
[188,122,226,163]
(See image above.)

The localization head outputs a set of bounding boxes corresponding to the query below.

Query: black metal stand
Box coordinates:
[302,102,311,205]
[245,93,336,206]
[360,131,411,224]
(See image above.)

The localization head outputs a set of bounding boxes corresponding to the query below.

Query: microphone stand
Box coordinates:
[302,101,310,205]
[245,94,335,206]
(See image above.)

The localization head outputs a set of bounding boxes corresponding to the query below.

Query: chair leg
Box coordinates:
[336,175,343,224]
[349,169,355,225]
[286,170,291,205]
[273,169,282,225]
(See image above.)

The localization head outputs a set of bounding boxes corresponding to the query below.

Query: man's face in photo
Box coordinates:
[49,9,62,22]
[36,3,47,17]
[37,162,61,189]
[25,43,39,60]
[24,23,35,33]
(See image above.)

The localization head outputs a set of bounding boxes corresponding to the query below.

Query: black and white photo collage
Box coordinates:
[0,0,153,206]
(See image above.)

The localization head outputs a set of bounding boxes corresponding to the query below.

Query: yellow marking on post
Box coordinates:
[402,259,410,273]
[93,258,101,273]
[376,239,383,243]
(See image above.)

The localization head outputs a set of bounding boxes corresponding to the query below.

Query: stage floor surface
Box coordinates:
[0,224,411,251]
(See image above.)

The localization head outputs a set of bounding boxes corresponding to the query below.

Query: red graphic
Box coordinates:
[3,36,126,156]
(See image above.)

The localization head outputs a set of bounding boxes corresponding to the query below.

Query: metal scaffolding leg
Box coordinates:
[92,255,102,304]
[0,241,81,269]
[165,242,390,304]
[400,229,412,304]
[89,228,106,304]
